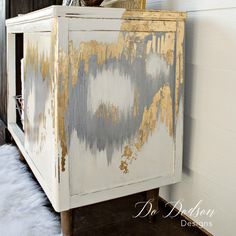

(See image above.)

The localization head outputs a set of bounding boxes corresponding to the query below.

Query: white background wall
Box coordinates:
[146,1,236,235]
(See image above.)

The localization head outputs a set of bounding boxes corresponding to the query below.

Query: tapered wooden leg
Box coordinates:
[146,188,159,223]
[19,153,25,162]
[61,210,73,236]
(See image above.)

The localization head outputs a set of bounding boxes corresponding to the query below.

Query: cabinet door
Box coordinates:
[24,32,56,188]
[65,28,179,196]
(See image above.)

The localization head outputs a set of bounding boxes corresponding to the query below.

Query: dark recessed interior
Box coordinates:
[15,33,24,131]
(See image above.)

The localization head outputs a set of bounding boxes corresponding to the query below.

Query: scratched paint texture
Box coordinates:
[24,34,52,149]
[6,5,185,211]
[22,11,184,191]
[54,10,185,178]
[23,32,56,187]
[63,30,177,175]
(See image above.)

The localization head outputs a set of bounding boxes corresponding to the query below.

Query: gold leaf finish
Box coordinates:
[120,84,173,173]
[175,21,185,116]
[69,31,175,87]
[54,12,184,173]
[25,43,51,81]
[95,104,119,123]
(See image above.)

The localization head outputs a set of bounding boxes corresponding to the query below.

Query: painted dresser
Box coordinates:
[6,6,186,212]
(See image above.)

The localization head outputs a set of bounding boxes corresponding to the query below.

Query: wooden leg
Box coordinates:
[17,149,27,164]
[61,210,73,236]
[146,188,159,223]
[19,153,26,162]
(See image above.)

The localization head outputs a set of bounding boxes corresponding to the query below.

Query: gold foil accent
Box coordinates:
[95,103,119,123]
[160,33,175,65]
[120,145,136,174]
[133,91,139,117]
[24,32,56,158]
[123,145,133,158]
[120,20,176,32]
[160,85,173,136]
[24,26,57,84]
[25,43,52,81]
[69,41,80,87]
[40,52,50,81]
[137,85,173,147]
[24,43,51,146]
[175,21,185,116]
[57,34,69,172]
[54,13,183,173]
[24,43,38,78]
[119,160,129,174]
[51,18,57,138]
[120,84,173,174]
[59,50,69,82]
[69,34,130,77]
[122,11,186,21]
[69,31,175,87]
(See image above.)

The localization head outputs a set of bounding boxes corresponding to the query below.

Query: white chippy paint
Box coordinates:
[146,53,170,80]
[69,24,122,44]
[25,88,35,127]
[20,59,25,127]
[6,6,185,212]
[24,33,55,189]
[87,68,134,115]
[69,120,174,196]
[0,145,60,236]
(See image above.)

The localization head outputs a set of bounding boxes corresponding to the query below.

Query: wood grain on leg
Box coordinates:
[19,153,25,162]
[61,210,73,236]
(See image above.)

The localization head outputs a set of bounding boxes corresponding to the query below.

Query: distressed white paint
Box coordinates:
[87,68,135,115]
[24,33,55,189]
[6,6,185,212]
[147,1,236,235]
[70,30,121,44]
[69,121,174,195]
[68,26,181,198]
[25,85,35,127]
[146,53,170,79]
[7,33,16,125]
[20,59,24,127]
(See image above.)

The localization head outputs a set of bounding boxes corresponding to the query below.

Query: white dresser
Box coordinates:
[6,6,186,213]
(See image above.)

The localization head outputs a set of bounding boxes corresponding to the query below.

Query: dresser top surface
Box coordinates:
[6,5,186,26]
